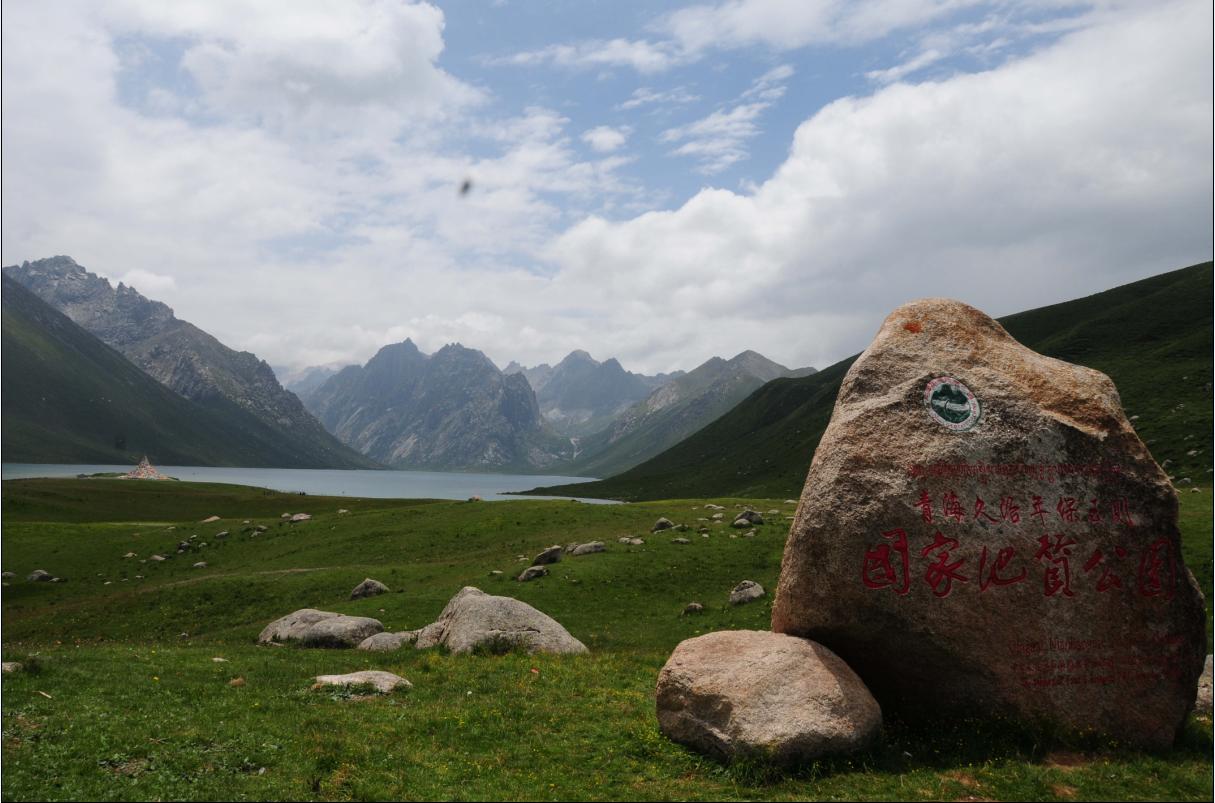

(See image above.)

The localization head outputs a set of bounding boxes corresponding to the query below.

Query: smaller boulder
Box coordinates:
[517,565,549,582]
[350,578,390,600]
[215,531,229,539]
[357,631,419,652]
[258,609,383,648]
[652,517,676,532]
[27,569,52,583]
[672,537,691,545]
[149,555,166,562]
[729,580,765,606]
[730,518,751,529]
[569,541,605,557]
[682,603,705,616]
[313,670,411,694]
[290,513,312,523]
[1,572,15,580]
[737,510,765,525]
[532,546,563,566]
[192,561,207,569]
[200,515,221,523]
[656,630,881,764]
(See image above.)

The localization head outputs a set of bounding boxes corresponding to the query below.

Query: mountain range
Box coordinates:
[503,350,681,436]
[1,276,355,467]
[303,339,571,471]
[3,256,374,469]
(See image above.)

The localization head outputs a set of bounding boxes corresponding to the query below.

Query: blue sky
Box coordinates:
[2,1,1211,377]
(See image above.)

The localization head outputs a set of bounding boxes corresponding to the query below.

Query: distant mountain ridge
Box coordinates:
[305,339,573,470]
[4,256,375,469]
[505,350,684,436]
[563,349,816,478]
[1,276,354,466]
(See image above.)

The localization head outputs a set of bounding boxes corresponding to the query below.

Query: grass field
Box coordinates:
[2,478,1212,801]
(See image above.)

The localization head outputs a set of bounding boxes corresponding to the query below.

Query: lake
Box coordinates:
[0,464,616,503]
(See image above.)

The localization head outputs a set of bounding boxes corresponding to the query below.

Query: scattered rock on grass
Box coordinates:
[357,631,420,652]
[2,662,22,673]
[258,609,383,648]
[569,541,606,557]
[192,561,207,569]
[27,570,52,583]
[289,513,312,523]
[652,518,676,532]
[729,580,765,606]
[672,537,691,545]
[656,630,881,764]
[414,586,587,655]
[682,603,705,616]
[350,578,390,600]
[200,515,221,523]
[532,546,563,565]
[313,670,411,694]
[517,566,549,582]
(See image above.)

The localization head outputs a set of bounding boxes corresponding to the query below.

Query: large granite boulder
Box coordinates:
[771,298,1207,749]
[258,609,383,648]
[657,630,881,764]
[414,587,587,655]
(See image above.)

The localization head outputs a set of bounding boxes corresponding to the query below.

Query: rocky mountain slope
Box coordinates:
[565,350,816,478]
[4,256,375,469]
[505,350,683,436]
[2,276,348,466]
[305,339,573,470]
[533,262,1213,500]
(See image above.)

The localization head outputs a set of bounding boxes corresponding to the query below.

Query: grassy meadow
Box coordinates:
[2,478,1212,801]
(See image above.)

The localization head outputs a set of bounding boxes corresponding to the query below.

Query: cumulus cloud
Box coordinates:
[547,0,1213,371]
[582,126,632,153]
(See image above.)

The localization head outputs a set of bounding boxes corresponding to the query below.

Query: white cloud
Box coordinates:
[616,86,701,110]
[865,48,945,83]
[582,126,631,153]
[660,66,793,174]
[118,269,177,294]
[661,103,769,174]
[661,0,980,54]
[492,38,681,73]
[117,0,482,129]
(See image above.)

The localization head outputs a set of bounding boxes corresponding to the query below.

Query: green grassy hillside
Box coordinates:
[534,263,1213,501]
[1,277,377,469]
[1,479,1210,800]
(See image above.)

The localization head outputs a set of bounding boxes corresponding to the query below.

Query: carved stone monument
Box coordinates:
[772,298,1206,748]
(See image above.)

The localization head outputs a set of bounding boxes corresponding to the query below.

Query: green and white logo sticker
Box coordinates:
[924,376,982,431]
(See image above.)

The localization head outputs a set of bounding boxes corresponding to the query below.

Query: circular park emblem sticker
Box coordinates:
[924,376,982,432]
